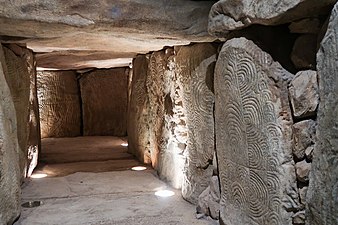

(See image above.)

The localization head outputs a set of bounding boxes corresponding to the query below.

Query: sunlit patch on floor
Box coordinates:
[131,166,147,171]
[30,173,48,179]
[155,190,175,197]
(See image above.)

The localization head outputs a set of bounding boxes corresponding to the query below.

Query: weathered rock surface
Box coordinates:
[208,0,335,36]
[128,44,217,194]
[295,160,311,183]
[2,45,31,178]
[293,210,306,225]
[292,120,316,160]
[175,43,217,203]
[36,51,133,70]
[289,18,321,34]
[197,176,220,220]
[0,0,215,70]
[289,70,319,119]
[0,44,21,225]
[127,55,151,164]
[291,34,318,70]
[215,37,298,225]
[307,3,338,224]
[80,68,128,136]
[37,71,81,138]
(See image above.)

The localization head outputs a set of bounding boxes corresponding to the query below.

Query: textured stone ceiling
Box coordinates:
[0,0,216,70]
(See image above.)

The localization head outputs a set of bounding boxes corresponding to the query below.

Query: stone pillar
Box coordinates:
[79,68,128,136]
[215,37,299,225]
[306,3,338,225]
[0,44,21,225]
[37,70,81,138]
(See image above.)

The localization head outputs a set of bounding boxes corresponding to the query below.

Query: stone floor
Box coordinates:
[14,136,217,225]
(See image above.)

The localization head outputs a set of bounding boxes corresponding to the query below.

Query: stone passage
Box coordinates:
[215,38,299,225]
[37,71,81,138]
[80,68,128,136]
[307,3,338,225]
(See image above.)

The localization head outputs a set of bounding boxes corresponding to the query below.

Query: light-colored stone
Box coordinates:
[293,210,306,225]
[208,0,336,36]
[0,44,21,225]
[80,68,128,136]
[292,120,316,160]
[37,71,81,138]
[295,160,311,183]
[299,186,308,205]
[291,34,318,70]
[215,37,299,225]
[307,3,338,224]
[305,146,314,161]
[289,18,321,34]
[289,70,319,119]
[197,176,220,220]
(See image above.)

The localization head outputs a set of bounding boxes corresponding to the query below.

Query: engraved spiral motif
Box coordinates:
[215,39,284,225]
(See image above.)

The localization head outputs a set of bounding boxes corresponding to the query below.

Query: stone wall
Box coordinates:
[37,70,81,138]
[79,68,128,136]
[128,43,217,202]
[0,45,22,225]
[307,3,338,224]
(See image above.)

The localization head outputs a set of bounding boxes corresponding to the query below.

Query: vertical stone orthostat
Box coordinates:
[0,44,21,225]
[80,68,128,136]
[215,37,298,225]
[175,43,217,204]
[37,70,81,138]
[307,3,338,225]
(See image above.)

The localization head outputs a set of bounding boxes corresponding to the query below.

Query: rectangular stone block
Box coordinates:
[215,38,299,225]
[80,68,128,136]
[37,70,81,138]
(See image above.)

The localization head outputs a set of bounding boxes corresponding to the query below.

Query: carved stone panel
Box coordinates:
[0,44,21,225]
[80,68,128,136]
[3,46,31,178]
[306,3,338,225]
[215,38,298,225]
[175,43,217,204]
[127,54,151,163]
[37,70,81,138]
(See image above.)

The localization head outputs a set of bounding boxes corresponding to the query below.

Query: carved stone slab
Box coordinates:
[127,54,151,163]
[307,3,338,225]
[215,38,299,225]
[3,46,31,178]
[0,44,21,225]
[37,70,81,138]
[80,68,128,136]
[174,43,217,204]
